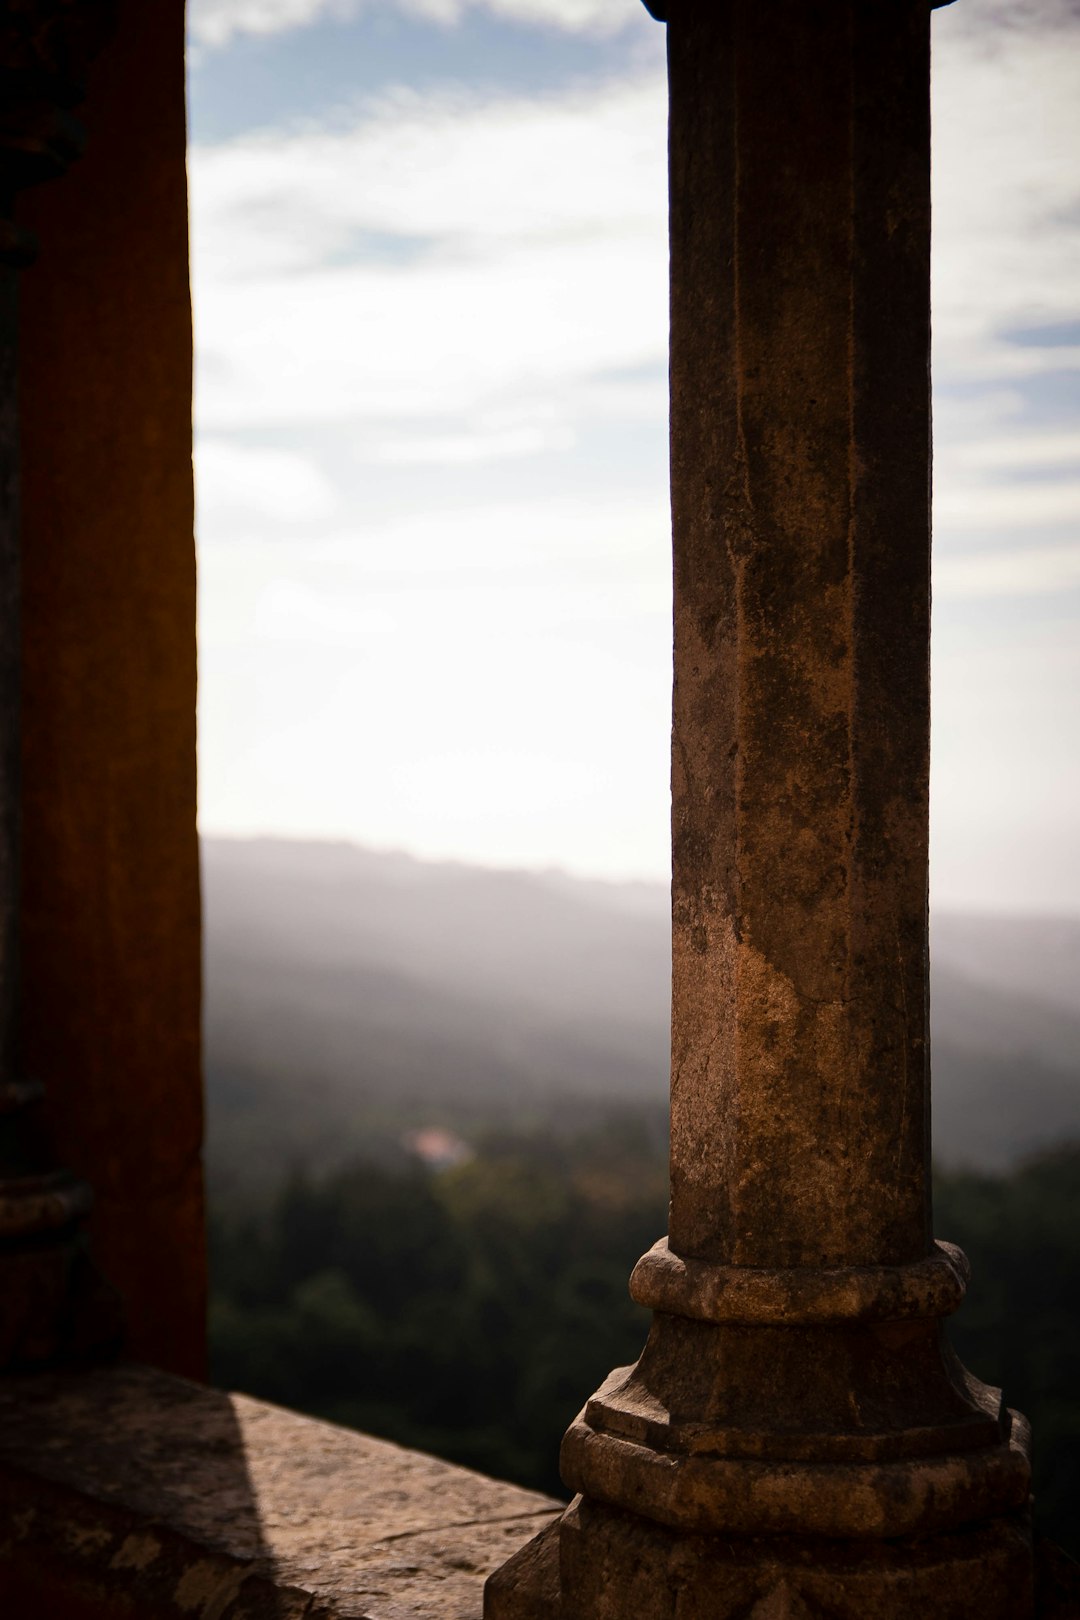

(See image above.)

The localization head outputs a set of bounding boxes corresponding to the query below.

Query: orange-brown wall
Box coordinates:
[17,0,205,1378]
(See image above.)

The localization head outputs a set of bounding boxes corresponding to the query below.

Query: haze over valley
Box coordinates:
[204,836,1080,1191]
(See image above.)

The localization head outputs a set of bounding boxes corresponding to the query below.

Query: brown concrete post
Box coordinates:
[486,2,1035,1615]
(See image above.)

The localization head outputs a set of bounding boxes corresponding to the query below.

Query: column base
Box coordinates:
[485,1238,1038,1618]
[486,1498,1036,1620]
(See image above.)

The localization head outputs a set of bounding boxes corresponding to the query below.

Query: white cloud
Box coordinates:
[197,495,673,878]
[931,622,1080,913]
[195,439,339,525]
[934,431,1080,537]
[190,78,666,267]
[189,2,1080,904]
[251,578,400,642]
[190,71,672,880]
[940,432,1080,473]
[373,422,572,463]
[189,77,668,445]
[189,0,354,48]
[188,0,643,49]
[934,540,1080,598]
[932,5,1080,379]
[474,0,638,32]
[935,479,1080,532]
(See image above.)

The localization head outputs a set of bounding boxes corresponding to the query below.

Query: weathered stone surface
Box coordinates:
[498,1509,1080,1613]
[629,1238,968,1325]
[485,1517,561,1620]
[0,1363,561,1618]
[666,0,933,1274]
[557,1498,1035,1620]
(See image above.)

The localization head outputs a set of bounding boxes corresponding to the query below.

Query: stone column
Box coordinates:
[19,0,205,1379]
[486,1,1035,1615]
[0,2,120,1368]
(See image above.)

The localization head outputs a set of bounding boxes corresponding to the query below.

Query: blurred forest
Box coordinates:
[209,1122,1079,1557]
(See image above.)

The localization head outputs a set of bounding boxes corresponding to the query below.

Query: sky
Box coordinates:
[188,0,1080,913]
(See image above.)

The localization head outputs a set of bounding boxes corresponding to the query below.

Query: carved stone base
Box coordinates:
[485,1238,1038,1619]
[486,1499,1036,1620]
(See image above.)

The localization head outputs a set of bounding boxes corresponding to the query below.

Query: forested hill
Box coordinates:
[202,836,1080,1188]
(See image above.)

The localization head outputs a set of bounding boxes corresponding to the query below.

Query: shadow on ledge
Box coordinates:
[0,1362,560,1619]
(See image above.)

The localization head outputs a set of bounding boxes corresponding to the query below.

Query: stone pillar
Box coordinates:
[0,3,121,1368]
[18,0,205,1380]
[486,1,1035,1615]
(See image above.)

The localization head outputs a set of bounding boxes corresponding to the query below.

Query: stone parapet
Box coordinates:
[0,1362,561,1618]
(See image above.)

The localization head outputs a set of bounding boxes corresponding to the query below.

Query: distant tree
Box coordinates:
[209,1125,1079,1549]
[936,1145,1080,1555]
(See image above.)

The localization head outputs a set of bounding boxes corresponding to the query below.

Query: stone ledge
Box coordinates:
[0,1362,561,1618]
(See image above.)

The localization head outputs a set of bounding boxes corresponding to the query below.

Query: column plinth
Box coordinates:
[562,1244,1030,1541]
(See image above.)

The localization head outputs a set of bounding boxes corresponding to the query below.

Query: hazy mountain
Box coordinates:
[203,837,1080,1187]
[930,914,1080,1170]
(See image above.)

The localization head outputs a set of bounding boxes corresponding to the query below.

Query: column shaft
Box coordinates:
[669,0,931,1270]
